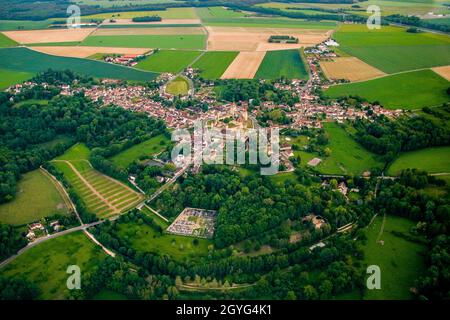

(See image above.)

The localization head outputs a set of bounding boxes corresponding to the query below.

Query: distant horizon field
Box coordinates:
[387,146,450,175]
[81,34,206,50]
[333,24,450,74]
[0,232,106,300]
[192,51,239,79]
[255,49,309,80]
[81,7,197,20]
[202,17,337,29]
[0,169,70,225]
[325,69,450,110]
[0,47,159,81]
[136,50,202,73]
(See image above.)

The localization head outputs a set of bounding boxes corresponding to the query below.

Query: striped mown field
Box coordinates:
[52,159,144,219]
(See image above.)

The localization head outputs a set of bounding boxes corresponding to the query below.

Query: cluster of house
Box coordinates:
[26,220,61,242]
[103,54,144,67]
[166,208,217,239]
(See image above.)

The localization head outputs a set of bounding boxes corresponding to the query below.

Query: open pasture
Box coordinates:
[0,169,71,225]
[81,34,206,50]
[74,0,177,7]
[192,51,239,79]
[320,57,386,82]
[0,68,33,89]
[0,232,106,300]
[325,69,450,110]
[0,20,53,31]
[387,146,450,176]
[135,50,201,73]
[166,76,190,95]
[3,28,94,44]
[201,16,337,29]
[221,51,266,79]
[206,26,332,51]
[110,134,171,168]
[0,47,158,81]
[196,6,249,20]
[333,24,450,73]
[361,215,426,299]
[30,46,150,58]
[255,49,309,80]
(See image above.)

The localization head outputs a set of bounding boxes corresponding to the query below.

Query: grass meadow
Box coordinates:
[387,146,450,175]
[361,215,426,299]
[0,20,52,31]
[166,76,190,95]
[255,49,309,80]
[0,47,158,81]
[333,24,450,73]
[192,51,239,79]
[0,68,33,89]
[115,220,211,262]
[325,70,450,110]
[110,134,171,168]
[136,50,201,73]
[0,232,106,299]
[82,35,206,50]
[0,170,70,225]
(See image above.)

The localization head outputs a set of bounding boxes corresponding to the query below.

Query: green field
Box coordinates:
[255,49,309,80]
[115,220,211,262]
[110,134,171,168]
[166,76,190,95]
[361,215,426,299]
[0,68,33,89]
[0,47,158,81]
[136,50,201,73]
[27,41,81,47]
[387,146,450,175]
[75,0,177,8]
[0,33,17,47]
[333,24,450,73]
[54,144,143,219]
[298,122,382,175]
[81,7,197,19]
[81,34,206,50]
[0,232,106,300]
[196,7,249,20]
[325,69,450,110]
[201,17,336,28]
[192,51,239,79]
[0,170,70,225]
[0,20,53,31]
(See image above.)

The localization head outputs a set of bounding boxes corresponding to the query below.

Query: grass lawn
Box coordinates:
[300,122,383,175]
[0,170,70,225]
[192,51,239,79]
[0,33,17,47]
[115,221,211,262]
[361,215,426,300]
[0,47,158,81]
[55,143,90,161]
[110,134,171,168]
[255,49,309,80]
[0,68,33,90]
[333,24,450,73]
[81,35,206,50]
[387,146,450,175]
[325,69,450,110]
[0,232,106,300]
[136,50,201,73]
[166,76,189,95]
